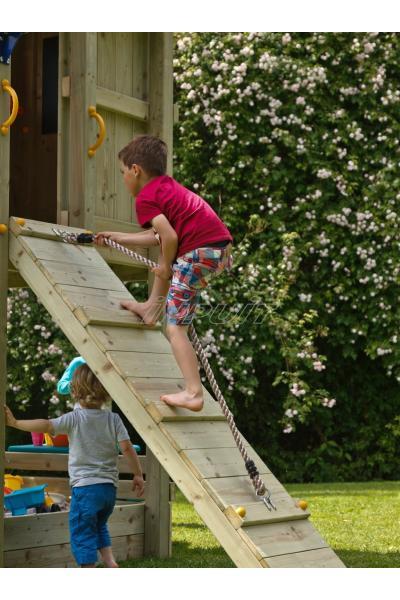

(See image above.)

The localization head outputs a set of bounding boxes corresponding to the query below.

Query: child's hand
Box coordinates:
[132,474,145,497]
[94,231,121,247]
[151,264,172,281]
[5,405,17,427]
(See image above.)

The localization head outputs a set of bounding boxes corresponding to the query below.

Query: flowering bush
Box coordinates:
[173,32,400,480]
[6,288,76,445]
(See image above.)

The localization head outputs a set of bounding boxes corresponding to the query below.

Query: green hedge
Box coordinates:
[172,32,400,481]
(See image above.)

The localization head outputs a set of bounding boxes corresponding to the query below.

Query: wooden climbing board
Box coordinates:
[8,217,345,568]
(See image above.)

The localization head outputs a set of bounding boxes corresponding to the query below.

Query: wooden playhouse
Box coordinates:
[0,32,346,569]
[0,31,174,567]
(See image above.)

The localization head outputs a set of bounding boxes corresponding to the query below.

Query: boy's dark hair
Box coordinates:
[118,135,167,176]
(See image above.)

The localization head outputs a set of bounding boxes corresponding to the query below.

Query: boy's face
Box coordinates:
[120,161,142,197]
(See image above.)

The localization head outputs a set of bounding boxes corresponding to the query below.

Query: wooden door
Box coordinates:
[58,32,173,237]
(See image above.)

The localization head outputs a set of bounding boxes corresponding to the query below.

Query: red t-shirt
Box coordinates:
[135,175,233,258]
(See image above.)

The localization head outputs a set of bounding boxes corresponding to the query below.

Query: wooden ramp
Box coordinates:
[8,217,345,568]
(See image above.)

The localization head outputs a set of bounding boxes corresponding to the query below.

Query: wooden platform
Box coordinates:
[8,217,345,568]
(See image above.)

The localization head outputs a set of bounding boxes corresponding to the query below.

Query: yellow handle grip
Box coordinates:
[1,79,19,136]
[88,105,106,157]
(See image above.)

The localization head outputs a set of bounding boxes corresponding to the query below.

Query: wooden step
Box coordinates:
[75,306,162,329]
[127,377,226,423]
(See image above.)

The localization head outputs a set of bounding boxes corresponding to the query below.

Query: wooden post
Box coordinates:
[0,62,12,568]
[67,33,97,231]
[144,447,172,558]
[144,34,174,558]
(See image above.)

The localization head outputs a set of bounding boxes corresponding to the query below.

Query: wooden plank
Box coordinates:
[4,503,144,551]
[37,260,126,291]
[262,547,345,568]
[5,452,146,474]
[201,473,286,511]
[9,216,149,271]
[107,351,182,379]
[9,216,87,241]
[68,32,97,232]
[88,325,172,353]
[127,377,226,423]
[93,216,145,235]
[239,519,329,561]
[17,234,104,267]
[75,306,162,329]
[55,284,133,312]
[148,33,174,174]
[19,476,149,501]
[180,446,272,480]
[0,60,11,569]
[9,232,262,567]
[159,421,250,452]
[144,448,172,558]
[223,495,309,528]
[97,86,149,122]
[4,534,144,568]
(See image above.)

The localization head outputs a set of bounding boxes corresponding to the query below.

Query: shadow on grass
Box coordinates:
[336,549,400,568]
[120,539,234,568]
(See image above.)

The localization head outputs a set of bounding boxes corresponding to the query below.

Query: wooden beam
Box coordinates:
[0,60,11,568]
[144,447,172,558]
[68,33,97,231]
[5,452,146,474]
[97,86,149,122]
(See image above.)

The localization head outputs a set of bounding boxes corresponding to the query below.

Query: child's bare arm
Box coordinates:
[4,406,55,434]
[94,229,159,248]
[150,214,178,280]
[119,439,145,497]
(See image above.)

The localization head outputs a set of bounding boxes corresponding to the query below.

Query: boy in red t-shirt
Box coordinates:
[94,135,233,412]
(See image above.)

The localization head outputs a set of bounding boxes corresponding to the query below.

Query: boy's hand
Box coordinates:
[132,474,145,497]
[94,231,122,247]
[5,405,17,428]
[151,264,172,281]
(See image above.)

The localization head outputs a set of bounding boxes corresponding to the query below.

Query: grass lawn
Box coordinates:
[120,481,400,568]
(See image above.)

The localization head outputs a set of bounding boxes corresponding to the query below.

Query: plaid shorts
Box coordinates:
[165,244,233,326]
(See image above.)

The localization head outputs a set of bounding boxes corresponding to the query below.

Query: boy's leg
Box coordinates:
[96,484,118,567]
[69,487,99,568]
[160,246,233,411]
[161,323,204,411]
[120,275,170,325]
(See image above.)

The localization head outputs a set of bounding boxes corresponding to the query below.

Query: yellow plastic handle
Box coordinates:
[1,79,19,136]
[88,105,106,157]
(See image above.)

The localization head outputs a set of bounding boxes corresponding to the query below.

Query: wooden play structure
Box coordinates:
[0,33,345,568]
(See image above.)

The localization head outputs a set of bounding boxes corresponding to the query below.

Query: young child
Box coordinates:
[5,363,145,568]
[94,134,233,413]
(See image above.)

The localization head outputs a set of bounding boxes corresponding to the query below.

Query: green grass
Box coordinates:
[120,481,400,568]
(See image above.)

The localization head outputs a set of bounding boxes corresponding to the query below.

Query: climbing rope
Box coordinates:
[53,228,276,511]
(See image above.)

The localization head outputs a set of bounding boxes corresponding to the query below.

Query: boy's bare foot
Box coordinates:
[99,546,119,567]
[120,300,160,325]
[160,389,204,412]
[104,560,119,568]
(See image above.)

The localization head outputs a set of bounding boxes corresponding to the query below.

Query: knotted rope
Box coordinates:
[53,228,276,510]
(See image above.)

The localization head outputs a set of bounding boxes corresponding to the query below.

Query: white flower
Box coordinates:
[282,33,292,45]
[317,169,332,179]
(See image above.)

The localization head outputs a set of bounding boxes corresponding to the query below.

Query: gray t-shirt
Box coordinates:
[51,407,130,488]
